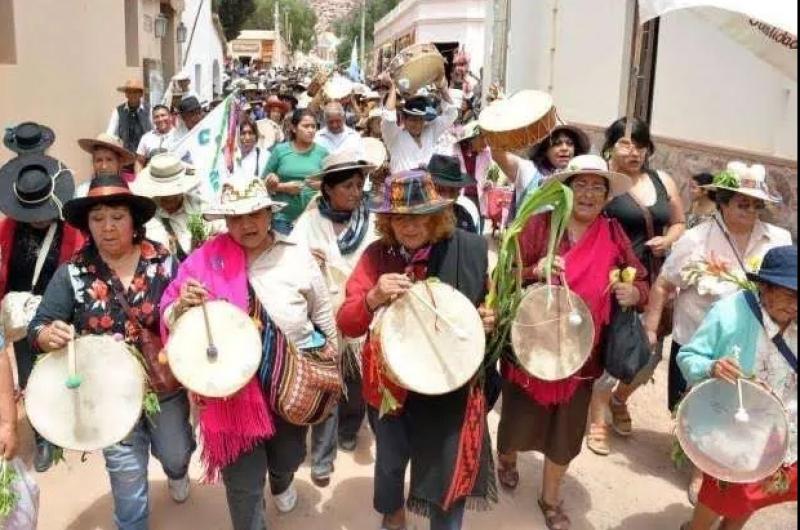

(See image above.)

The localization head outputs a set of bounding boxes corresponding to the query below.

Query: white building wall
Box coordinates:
[374,0,487,76]
[651,9,797,159]
[181,0,225,103]
[491,0,797,160]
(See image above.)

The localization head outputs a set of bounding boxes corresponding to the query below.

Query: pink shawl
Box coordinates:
[160,234,275,481]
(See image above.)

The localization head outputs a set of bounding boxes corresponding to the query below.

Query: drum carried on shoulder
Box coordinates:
[479,90,558,152]
[388,43,446,96]
[373,281,485,395]
[26,335,146,452]
[676,378,790,483]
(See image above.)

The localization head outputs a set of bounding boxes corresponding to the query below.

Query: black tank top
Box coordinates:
[604,169,671,266]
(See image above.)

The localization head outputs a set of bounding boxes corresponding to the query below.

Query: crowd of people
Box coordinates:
[0,55,795,530]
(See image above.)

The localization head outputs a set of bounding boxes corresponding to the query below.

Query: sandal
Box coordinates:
[609,396,633,437]
[497,453,520,490]
[586,423,610,456]
[538,497,571,530]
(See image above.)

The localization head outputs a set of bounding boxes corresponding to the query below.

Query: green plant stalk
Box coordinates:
[485,180,574,365]
[0,458,19,518]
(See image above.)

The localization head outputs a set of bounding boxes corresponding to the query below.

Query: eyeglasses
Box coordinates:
[732,200,766,212]
[571,184,608,197]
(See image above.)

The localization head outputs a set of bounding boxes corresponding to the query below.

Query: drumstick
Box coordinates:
[735,378,750,423]
[560,273,583,327]
[201,302,219,362]
[406,288,468,340]
[65,326,82,389]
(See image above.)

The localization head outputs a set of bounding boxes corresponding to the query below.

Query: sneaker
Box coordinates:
[34,439,54,473]
[338,437,357,453]
[168,476,191,503]
[274,483,298,513]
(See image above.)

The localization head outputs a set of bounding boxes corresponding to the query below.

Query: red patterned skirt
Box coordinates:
[698,463,797,519]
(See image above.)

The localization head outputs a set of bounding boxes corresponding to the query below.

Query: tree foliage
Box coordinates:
[333,0,400,66]
[213,0,258,41]
[243,0,317,53]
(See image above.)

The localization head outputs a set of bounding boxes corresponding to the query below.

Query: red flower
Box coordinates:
[89,279,109,302]
[141,301,155,315]
[140,241,157,260]
[100,314,114,329]
[131,277,147,293]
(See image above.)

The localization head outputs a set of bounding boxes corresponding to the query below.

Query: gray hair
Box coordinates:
[324,102,345,121]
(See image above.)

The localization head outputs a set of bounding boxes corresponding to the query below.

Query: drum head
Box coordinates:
[676,378,789,483]
[511,284,595,381]
[479,90,554,134]
[380,282,485,395]
[26,335,145,452]
[167,300,262,398]
[390,45,445,95]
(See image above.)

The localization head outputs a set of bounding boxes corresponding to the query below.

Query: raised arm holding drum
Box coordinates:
[337,170,496,530]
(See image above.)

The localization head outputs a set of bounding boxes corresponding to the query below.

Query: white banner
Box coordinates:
[171,95,237,201]
[638,0,797,36]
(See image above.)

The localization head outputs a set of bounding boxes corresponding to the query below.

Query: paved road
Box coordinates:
[21,351,796,529]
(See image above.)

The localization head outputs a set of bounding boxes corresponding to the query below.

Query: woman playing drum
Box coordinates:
[677,245,798,530]
[496,155,648,530]
[337,171,497,530]
[294,149,379,458]
[161,177,338,530]
[28,173,196,528]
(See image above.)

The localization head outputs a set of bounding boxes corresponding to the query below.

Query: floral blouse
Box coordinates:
[28,240,176,353]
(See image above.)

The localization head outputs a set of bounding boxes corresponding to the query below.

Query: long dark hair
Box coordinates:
[529,127,590,173]
[288,109,318,142]
[601,117,655,161]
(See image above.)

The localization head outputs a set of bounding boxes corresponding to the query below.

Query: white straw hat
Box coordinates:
[132,153,200,198]
[203,177,286,220]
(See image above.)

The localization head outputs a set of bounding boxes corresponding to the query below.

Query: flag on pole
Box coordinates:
[171,93,241,201]
[637,0,797,36]
[347,38,362,82]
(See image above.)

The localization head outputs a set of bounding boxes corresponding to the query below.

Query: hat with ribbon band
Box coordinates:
[63,173,157,232]
[0,153,75,223]
[369,170,453,215]
[4,122,56,154]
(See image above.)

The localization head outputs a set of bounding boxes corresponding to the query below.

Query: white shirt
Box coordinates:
[456,195,481,233]
[144,193,213,257]
[106,103,148,138]
[661,216,792,345]
[248,234,338,348]
[136,128,176,159]
[315,127,364,156]
[381,102,458,173]
[756,307,797,465]
[515,159,546,206]
[236,146,270,178]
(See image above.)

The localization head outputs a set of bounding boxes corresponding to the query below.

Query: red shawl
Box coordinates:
[502,213,648,405]
[0,218,85,297]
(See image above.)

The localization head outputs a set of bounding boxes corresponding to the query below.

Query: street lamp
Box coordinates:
[176,21,188,44]
[154,13,168,39]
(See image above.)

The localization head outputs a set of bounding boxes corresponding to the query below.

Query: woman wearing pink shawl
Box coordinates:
[496,156,649,530]
[161,177,337,530]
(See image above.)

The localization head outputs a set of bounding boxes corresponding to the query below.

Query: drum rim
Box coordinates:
[25,335,146,452]
[510,283,595,381]
[675,377,790,484]
[167,299,262,398]
[378,281,485,395]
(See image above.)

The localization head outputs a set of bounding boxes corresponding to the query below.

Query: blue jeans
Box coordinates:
[102,392,196,530]
[431,501,466,530]
[310,406,338,477]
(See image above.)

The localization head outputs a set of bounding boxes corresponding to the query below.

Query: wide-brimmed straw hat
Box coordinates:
[117,79,145,93]
[746,245,797,291]
[703,161,781,203]
[63,173,156,232]
[553,154,631,199]
[131,153,201,198]
[3,122,56,154]
[77,133,137,166]
[456,121,481,144]
[203,177,286,221]
[369,170,453,215]
[309,148,375,183]
[0,153,75,223]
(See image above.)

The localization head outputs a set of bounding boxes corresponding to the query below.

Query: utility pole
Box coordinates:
[491,0,509,89]
[274,1,281,66]
[360,0,366,78]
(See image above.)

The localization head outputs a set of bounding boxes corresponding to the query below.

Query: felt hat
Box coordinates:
[369,170,453,215]
[309,148,375,183]
[117,79,145,93]
[63,173,156,232]
[402,97,428,117]
[77,133,137,167]
[0,153,75,223]
[3,122,56,154]
[747,245,797,291]
[178,96,203,114]
[427,154,475,188]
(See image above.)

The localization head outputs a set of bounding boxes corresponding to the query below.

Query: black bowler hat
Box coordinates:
[0,153,75,223]
[178,96,203,114]
[402,97,428,117]
[63,173,156,233]
[3,122,56,154]
[427,154,475,188]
